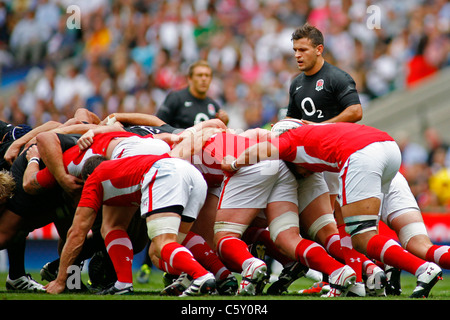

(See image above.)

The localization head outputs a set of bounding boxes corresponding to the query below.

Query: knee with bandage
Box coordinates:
[398,222,428,248]
[343,215,378,237]
[307,213,335,240]
[146,216,181,240]
[214,221,248,237]
[268,211,299,243]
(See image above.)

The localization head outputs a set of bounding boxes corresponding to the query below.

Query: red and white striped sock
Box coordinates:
[104,229,133,286]
[426,245,450,269]
[367,235,424,275]
[182,231,232,281]
[337,224,373,282]
[324,233,344,262]
[160,242,209,280]
[158,257,181,275]
[243,227,293,266]
[295,238,344,276]
[216,236,255,272]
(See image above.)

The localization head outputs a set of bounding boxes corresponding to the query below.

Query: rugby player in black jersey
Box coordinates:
[286,23,362,124]
[156,60,228,129]
[270,23,377,297]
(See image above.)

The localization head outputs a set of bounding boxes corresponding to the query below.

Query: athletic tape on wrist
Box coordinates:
[27,157,40,166]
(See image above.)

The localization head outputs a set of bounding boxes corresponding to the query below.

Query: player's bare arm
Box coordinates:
[320,104,362,124]
[178,118,228,141]
[45,206,97,294]
[22,145,44,195]
[36,132,83,196]
[4,120,62,165]
[101,113,166,127]
[238,128,275,141]
[170,127,223,160]
[221,141,280,172]
[193,118,228,131]
[77,122,125,151]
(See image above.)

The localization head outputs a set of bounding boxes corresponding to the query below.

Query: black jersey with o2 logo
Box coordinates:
[286,61,361,122]
[156,87,221,129]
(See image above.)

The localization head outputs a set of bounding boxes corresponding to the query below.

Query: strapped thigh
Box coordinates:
[344,215,378,237]
[146,216,181,240]
[268,211,299,242]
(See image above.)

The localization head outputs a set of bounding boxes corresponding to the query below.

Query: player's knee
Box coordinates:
[268,211,299,243]
[344,215,377,237]
[399,222,430,249]
[307,213,336,241]
[146,216,181,240]
[213,221,248,239]
[344,215,378,254]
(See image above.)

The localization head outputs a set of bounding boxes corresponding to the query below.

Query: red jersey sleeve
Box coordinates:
[77,175,103,212]
[36,168,57,189]
[271,136,296,162]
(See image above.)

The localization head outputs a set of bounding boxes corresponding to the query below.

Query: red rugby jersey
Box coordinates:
[78,154,169,212]
[273,123,394,172]
[194,132,258,187]
[36,131,142,188]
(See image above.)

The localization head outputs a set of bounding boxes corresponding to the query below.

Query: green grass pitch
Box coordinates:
[0,269,449,300]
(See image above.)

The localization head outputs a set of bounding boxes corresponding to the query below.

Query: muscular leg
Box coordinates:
[148,212,210,281]
[266,200,356,297]
[389,210,450,269]
[343,198,430,276]
[299,193,343,259]
[267,201,346,277]
[191,192,218,249]
[101,206,136,290]
[214,207,260,272]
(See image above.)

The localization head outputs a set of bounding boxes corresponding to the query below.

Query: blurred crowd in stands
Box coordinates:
[0,0,449,209]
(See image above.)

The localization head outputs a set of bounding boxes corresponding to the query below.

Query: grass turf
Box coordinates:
[0,269,449,300]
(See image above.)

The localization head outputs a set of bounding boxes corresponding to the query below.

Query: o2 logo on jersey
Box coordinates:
[194,112,211,124]
[315,79,324,91]
[301,97,324,119]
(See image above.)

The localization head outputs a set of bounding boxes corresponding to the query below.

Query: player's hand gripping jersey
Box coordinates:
[194,132,259,187]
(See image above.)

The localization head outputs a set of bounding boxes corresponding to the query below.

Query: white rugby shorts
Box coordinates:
[111,136,171,159]
[380,172,420,226]
[218,160,298,209]
[338,141,401,206]
[297,172,330,213]
[140,158,207,220]
[323,171,339,196]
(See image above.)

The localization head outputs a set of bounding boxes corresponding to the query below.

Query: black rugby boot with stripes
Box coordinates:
[179,272,216,296]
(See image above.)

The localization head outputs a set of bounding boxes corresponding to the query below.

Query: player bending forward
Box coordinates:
[224,121,443,298]
[46,136,218,296]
